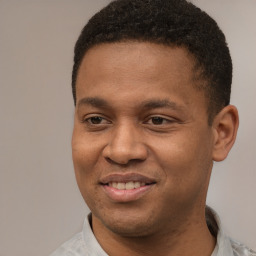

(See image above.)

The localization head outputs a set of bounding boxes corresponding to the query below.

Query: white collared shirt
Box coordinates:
[50,212,256,256]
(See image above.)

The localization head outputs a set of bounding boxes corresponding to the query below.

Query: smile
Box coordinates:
[108,181,146,190]
[100,174,156,202]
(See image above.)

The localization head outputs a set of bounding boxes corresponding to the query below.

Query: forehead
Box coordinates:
[76,42,206,112]
[77,41,196,84]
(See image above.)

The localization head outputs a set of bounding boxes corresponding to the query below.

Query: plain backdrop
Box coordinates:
[0,0,255,255]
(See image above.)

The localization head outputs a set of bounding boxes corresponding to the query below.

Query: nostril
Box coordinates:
[104,157,129,166]
[105,156,145,166]
[105,157,115,164]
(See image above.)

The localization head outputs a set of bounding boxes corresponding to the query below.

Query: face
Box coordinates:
[72,42,215,237]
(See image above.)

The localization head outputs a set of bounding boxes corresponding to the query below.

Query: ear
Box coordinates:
[212,105,239,162]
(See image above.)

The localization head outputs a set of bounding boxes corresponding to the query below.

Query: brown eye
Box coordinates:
[89,116,103,124]
[151,117,164,125]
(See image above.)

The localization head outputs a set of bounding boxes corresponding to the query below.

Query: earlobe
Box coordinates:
[212,105,239,162]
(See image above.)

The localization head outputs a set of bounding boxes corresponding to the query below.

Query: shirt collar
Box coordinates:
[82,213,108,255]
[210,209,234,256]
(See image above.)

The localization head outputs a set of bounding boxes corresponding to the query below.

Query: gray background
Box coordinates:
[0,0,255,255]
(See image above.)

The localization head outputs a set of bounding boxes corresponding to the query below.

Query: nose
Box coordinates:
[102,123,148,165]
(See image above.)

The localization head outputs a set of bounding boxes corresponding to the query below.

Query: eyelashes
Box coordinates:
[145,116,174,125]
[82,115,177,132]
[85,116,109,125]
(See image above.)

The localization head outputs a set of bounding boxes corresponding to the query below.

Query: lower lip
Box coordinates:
[102,184,155,202]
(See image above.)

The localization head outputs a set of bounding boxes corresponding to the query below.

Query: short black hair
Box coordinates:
[72,0,232,124]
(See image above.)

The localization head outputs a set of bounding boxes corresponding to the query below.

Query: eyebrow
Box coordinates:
[77,97,109,109]
[141,99,183,111]
[77,97,184,111]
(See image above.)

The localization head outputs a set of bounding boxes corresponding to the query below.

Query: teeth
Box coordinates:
[109,181,146,190]
[117,183,125,190]
[112,182,117,188]
[125,181,134,190]
[134,181,140,189]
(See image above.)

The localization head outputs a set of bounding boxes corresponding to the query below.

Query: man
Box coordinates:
[51,0,255,255]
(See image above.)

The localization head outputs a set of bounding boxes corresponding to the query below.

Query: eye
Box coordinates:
[84,116,110,125]
[88,116,104,124]
[151,117,165,125]
[146,116,172,125]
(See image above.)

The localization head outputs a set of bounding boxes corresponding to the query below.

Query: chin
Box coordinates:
[94,208,160,238]
[105,219,157,238]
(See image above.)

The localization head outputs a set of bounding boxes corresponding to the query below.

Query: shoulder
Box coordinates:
[230,238,256,256]
[49,232,86,256]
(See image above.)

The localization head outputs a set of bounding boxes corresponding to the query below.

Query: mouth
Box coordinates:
[100,174,156,202]
[104,181,154,190]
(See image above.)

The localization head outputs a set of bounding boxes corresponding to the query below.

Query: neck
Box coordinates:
[92,212,216,256]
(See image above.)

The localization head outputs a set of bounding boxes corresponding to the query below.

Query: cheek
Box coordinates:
[72,140,102,206]
[72,125,105,167]
[72,135,111,216]
[71,130,102,187]
[154,129,213,192]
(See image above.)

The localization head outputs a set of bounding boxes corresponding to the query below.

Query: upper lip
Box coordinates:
[100,173,156,185]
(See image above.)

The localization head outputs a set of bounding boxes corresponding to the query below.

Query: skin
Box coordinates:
[72,42,239,256]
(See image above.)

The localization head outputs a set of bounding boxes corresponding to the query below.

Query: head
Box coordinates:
[72,0,233,125]
[71,0,238,240]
